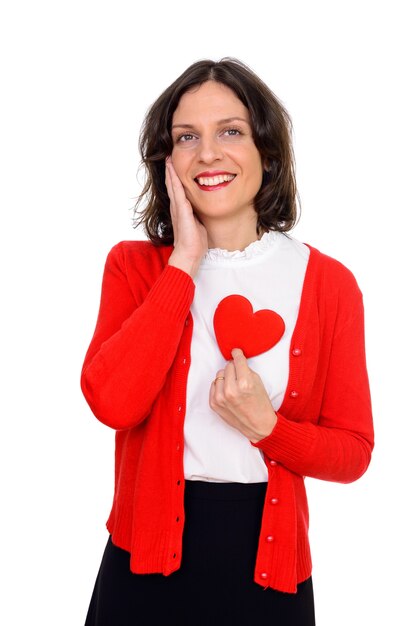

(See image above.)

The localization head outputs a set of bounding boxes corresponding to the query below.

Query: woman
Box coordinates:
[81,58,374,625]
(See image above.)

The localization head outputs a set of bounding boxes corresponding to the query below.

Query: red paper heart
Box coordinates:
[213,295,285,360]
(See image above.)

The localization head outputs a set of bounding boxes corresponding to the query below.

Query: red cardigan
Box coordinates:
[80,240,374,594]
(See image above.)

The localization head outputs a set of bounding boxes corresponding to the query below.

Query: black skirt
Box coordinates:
[85,480,315,626]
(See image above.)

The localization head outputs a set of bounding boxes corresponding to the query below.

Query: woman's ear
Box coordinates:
[263,158,271,173]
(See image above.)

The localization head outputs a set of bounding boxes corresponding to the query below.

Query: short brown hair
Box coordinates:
[133,57,299,245]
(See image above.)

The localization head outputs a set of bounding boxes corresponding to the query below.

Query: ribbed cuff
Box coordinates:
[145,264,195,321]
[252,413,317,466]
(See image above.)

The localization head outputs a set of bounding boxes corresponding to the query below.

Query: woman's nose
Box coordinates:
[197,136,223,163]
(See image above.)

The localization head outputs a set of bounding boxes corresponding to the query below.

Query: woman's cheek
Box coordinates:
[170,153,189,185]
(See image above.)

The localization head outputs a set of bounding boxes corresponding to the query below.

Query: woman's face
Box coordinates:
[170,81,264,222]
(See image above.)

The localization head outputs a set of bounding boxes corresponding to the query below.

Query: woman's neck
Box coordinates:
[203,218,265,252]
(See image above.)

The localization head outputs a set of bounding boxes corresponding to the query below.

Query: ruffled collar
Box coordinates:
[201,230,282,266]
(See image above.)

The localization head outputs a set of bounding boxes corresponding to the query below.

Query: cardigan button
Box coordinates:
[292,347,302,356]
[289,390,299,398]
[266,535,275,543]
[269,460,277,466]
[270,498,279,505]
[260,572,269,580]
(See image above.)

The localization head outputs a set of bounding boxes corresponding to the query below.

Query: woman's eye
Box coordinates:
[224,128,241,137]
[178,133,195,142]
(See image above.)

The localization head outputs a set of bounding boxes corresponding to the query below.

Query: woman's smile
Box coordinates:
[194,171,237,191]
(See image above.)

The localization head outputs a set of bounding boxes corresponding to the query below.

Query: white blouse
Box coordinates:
[183,230,310,483]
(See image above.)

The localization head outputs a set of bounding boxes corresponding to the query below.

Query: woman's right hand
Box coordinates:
[165,157,208,279]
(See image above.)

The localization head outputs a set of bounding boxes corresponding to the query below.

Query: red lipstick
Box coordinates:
[194,171,237,192]
[195,170,235,177]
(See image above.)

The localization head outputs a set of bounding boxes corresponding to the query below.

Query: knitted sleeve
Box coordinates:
[252,264,374,484]
[80,242,195,430]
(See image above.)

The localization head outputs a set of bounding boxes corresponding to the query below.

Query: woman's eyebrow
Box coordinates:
[172,116,250,130]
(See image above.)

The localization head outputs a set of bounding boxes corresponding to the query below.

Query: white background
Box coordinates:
[1,1,416,624]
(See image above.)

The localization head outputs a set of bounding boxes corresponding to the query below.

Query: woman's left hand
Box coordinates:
[209,348,278,443]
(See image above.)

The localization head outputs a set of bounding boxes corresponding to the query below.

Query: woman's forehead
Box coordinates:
[172,82,249,127]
